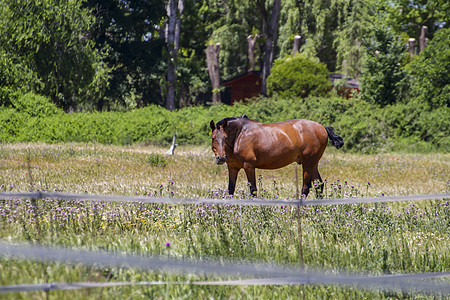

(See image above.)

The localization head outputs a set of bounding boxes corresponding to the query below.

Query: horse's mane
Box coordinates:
[215,114,249,129]
[215,115,251,147]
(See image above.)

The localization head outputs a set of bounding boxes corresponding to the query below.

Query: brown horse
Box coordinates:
[210,115,344,198]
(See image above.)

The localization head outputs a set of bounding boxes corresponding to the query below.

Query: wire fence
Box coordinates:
[0,242,449,294]
[1,191,449,295]
[0,191,448,207]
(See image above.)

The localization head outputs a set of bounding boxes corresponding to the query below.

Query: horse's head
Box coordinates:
[210,119,228,165]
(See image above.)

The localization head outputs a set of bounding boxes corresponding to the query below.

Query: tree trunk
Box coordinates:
[206,42,221,104]
[261,0,281,96]
[419,26,427,53]
[247,34,259,71]
[408,38,416,56]
[292,35,301,56]
[165,0,183,111]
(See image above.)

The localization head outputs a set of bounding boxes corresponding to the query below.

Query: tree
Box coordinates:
[207,1,259,80]
[378,0,450,43]
[258,0,282,96]
[0,0,110,111]
[359,27,409,106]
[291,0,376,78]
[83,0,165,110]
[266,55,331,98]
[334,0,375,79]
[298,0,341,71]
[406,28,450,109]
[277,0,303,58]
[206,42,221,104]
[165,0,184,111]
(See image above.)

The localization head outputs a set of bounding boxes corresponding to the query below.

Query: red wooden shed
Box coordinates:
[221,71,262,105]
[221,71,360,104]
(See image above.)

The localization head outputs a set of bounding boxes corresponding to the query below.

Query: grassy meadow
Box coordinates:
[0,142,449,299]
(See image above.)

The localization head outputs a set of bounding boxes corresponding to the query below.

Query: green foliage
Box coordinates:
[360,27,409,106]
[0,0,445,112]
[266,55,331,98]
[295,0,376,75]
[406,28,450,109]
[0,91,447,152]
[0,0,111,111]
[378,0,450,41]
[11,92,62,117]
[382,101,450,152]
[83,0,165,110]
[0,51,40,106]
[334,0,375,78]
[336,100,386,153]
[0,108,28,141]
[147,154,167,167]
[298,0,341,71]
[210,23,249,80]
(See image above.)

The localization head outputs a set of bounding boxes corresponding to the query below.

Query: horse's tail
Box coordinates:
[325,126,344,149]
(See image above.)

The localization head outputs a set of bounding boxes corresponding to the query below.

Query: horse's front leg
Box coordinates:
[227,166,240,195]
[243,163,257,196]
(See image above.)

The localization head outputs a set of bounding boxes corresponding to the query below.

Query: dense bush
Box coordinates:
[11,92,62,117]
[359,27,409,106]
[0,91,448,153]
[405,28,450,109]
[266,55,331,98]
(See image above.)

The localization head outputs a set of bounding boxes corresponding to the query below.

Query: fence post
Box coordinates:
[295,165,306,299]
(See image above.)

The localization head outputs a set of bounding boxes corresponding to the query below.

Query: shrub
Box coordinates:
[266,55,331,98]
[147,154,167,167]
[359,27,409,106]
[0,94,446,153]
[0,108,28,142]
[405,27,450,109]
[12,92,62,117]
[383,100,450,151]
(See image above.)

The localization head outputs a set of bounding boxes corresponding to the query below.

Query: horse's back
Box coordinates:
[263,119,327,146]
[234,119,328,169]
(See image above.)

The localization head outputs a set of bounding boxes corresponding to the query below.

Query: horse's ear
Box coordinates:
[222,119,228,128]
[210,120,215,131]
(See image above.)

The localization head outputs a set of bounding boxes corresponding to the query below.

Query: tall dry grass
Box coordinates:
[0,143,449,299]
[1,142,448,198]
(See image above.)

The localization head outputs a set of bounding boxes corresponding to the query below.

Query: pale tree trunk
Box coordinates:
[292,35,301,56]
[165,0,183,111]
[206,42,221,104]
[247,34,259,71]
[408,38,416,56]
[261,0,281,96]
[419,26,427,53]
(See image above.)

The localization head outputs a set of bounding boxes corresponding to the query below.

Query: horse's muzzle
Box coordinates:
[216,155,227,165]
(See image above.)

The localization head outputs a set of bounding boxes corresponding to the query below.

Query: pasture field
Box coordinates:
[0,142,449,299]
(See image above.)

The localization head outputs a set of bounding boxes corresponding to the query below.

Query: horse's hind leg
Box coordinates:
[312,168,324,199]
[301,167,313,198]
[243,163,257,196]
[302,163,323,198]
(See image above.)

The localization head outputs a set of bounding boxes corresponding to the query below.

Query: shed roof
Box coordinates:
[329,73,360,89]
[222,70,262,86]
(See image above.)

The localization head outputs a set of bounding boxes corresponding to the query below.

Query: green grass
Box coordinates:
[0,143,449,299]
